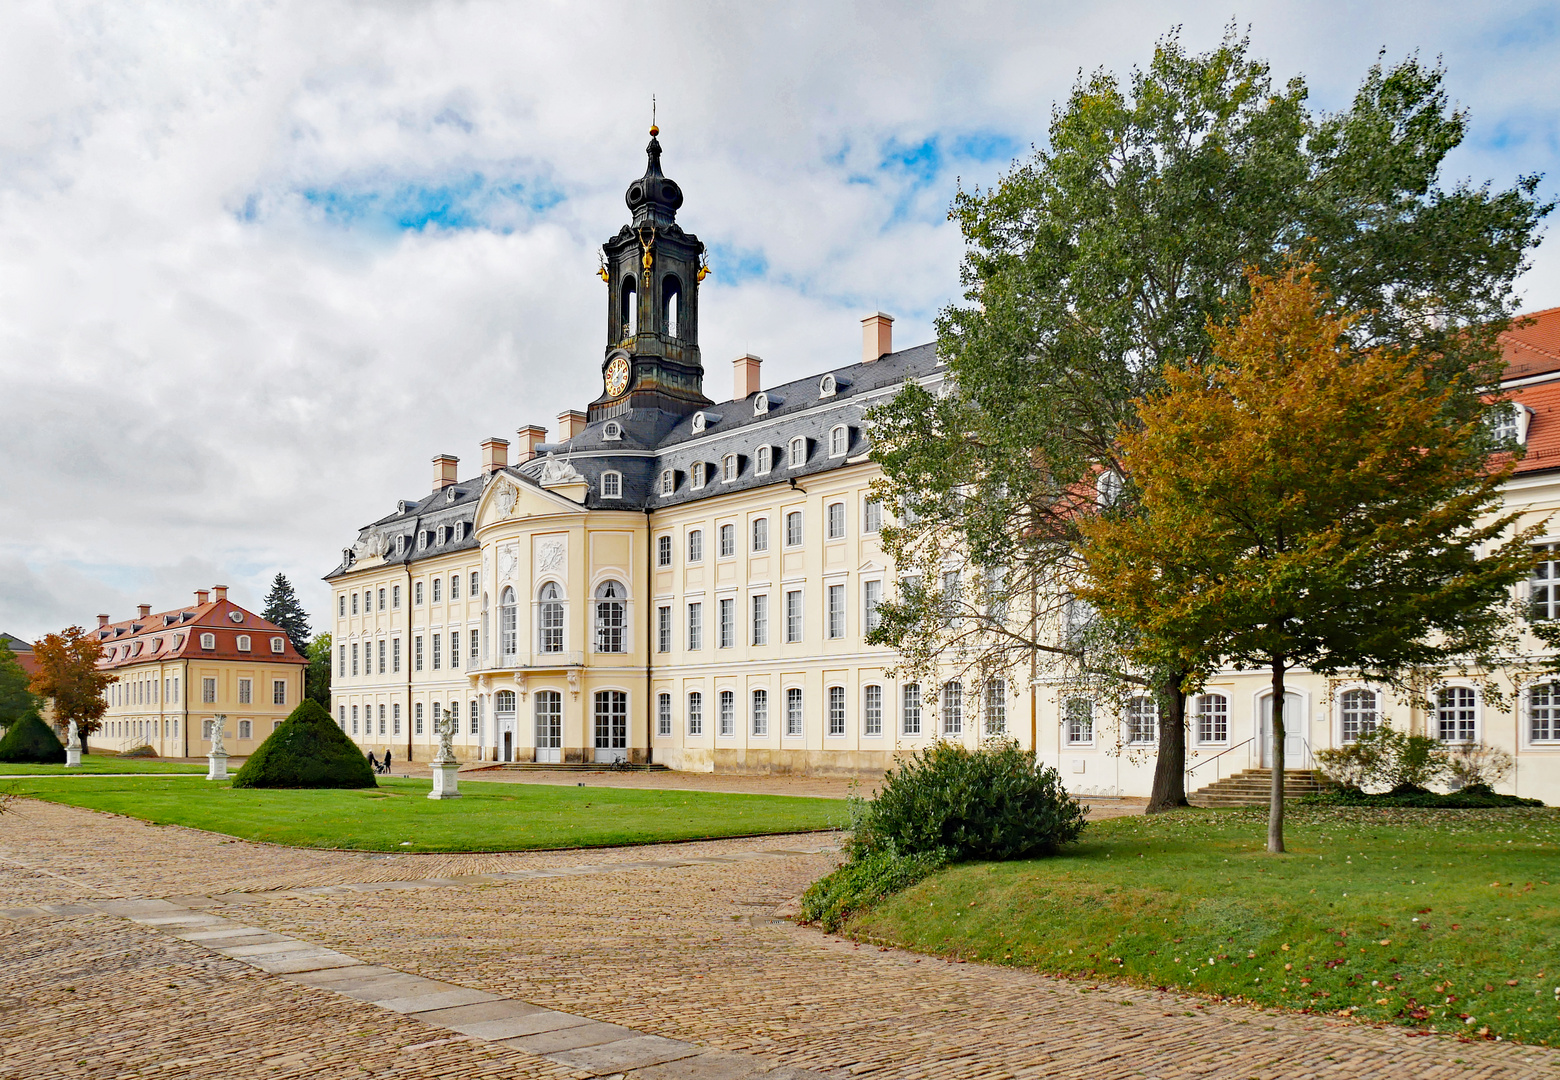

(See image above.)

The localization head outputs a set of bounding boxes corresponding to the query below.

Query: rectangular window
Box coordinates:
[351,592,359,616]
[378,639,386,674]
[392,584,401,609]
[338,595,346,618]
[1532,683,1560,742]
[785,511,802,547]
[414,635,424,672]
[471,571,479,596]
[719,523,735,558]
[238,678,252,705]
[351,642,359,676]
[722,455,737,483]
[1437,687,1478,742]
[237,719,251,740]
[827,584,845,639]
[658,535,673,567]
[863,498,882,534]
[864,579,883,633]
[450,631,459,669]
[1126,697,1159,744]
[828,686,846,736]
[470,700,479,736]
[415,581,424,605]
[392,702,401,735]
[338,644,345,677]
[414,702,423,735]
[1532,543,1560,620]
[985,679,1006,735]
[1340,689,1378,743]
[827,502,845,539]
[786,687,803,737]
[470,629,479,663]
[752,689,769,736]
[202,677,216,704]
[752,517,769,552]
[863,685,883,736]
[349,707,357,735]
[657,605,672,653]
[378,587,386,610]
[1066,698,1094,744]
[273,679,286,705]
[719,690,735,736]
[942,682,963,735]
[688,530,704,563]
[657,693,672,737]
[431,633,441,670]
[1196,695,1229,743]
[785,590,802,643]
[719,598,734,649]
[751,594,769,646]
[450,575,460,601]
[687,603,703,651]
[432,578,442,603]
[687,692,703,736]
[392,637,401,673]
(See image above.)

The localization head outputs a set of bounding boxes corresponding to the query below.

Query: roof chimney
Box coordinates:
[195,589,210,606]
[432,454,459,491]
[862,312,894,364]
[516,425,548,463]
[137,603,151,618]
[481,437,510,476]
[213,586,229,602]
[733,354,763,400]
[97,613,110,627]
[556,410,587,441]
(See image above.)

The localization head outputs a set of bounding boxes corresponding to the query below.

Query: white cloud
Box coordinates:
[0,0,1555,639]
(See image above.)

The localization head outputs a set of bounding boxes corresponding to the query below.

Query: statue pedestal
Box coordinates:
[65,748,82,767]
[428,761,461,800]
[207,752,229,780]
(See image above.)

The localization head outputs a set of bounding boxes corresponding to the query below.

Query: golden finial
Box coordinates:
[650,95,657,137]
[696,252,711,282]
[597,249,609,283]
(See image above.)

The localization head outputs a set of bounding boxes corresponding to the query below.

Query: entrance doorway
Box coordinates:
[1258,692,1305,768]
[495,689,516,763]
[535,690,562,765]
[593,689,628,764]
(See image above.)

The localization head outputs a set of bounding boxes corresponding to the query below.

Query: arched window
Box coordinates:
[236,635,251,652]
[538,582,564,653]
[500,586,518,659]
[788,437,807,468]
[1125,696,1158,744]
[691,462,707,489]
[494,690,516,715]
[621,276,637,338]
[660,469,675,495]
[595,580,626,653]
[200,633,215,650]
[1340,688,1379,742]
[270,636,285,653]
[1097,471,1122,507]
[662,274,681,337]
[942,682,963,735]
[756,445,772,475]
[829,425,849,457]
[722,454,738,482]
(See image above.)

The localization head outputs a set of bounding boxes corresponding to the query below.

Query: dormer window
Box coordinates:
[396,535,407,556]
[602,470,623,499]
[453,522,464,542]
[397,499,411,514]
[660,469,675,496]
[692,461,707,489]
[1491,402,1530,446]
[753,393,769,415]
[417,531,428,551]
[722,454,739,483]
[692,412,707,433]
[756,445,772,475]
[603,421,622,441]
[819,374,837,398]
[829,425,849,458]
[1096,470,1122,507]
[271,636,285,653]
[789,437,807,468]
[436,526,447,545]
[237,635,251,652]
[446,486,459,503]
[200,633,216,650]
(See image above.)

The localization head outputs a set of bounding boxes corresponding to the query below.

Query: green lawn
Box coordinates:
[7,776,847,852]
[0,757,206,775]
[847,806,1560,1046]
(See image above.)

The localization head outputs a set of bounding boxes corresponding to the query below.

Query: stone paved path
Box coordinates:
[2,799,1557,1079]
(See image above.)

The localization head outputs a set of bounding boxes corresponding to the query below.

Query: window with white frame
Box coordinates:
[202,677,216,704]
[756,445,772,474]
[660,469,675,495]
[238,719,252,740]
[1126,696,1158,744]
[470,699,479,736]
[338,705,345,728]
[1065,698,1093,744]
[785,510,803,546]
[657,693,672,737]
[719,597,734,648]
[752,517,769,552]
[903,683,922,735]
[603,420,622,440]
[1196,694,1228,743]
[450,575,460,601]
[788,437,806,468]
[829,425,848,457]
[688,529,703,563]
[431,633,441,670]
[719,690,735,736]
[338,595,346,618]
[687,602,702,650]
[786,687,804,736]
[942,682,963,735]
[751,689,769,736]
[1340,688,1379,742]
[657,605,671,653]
[415,581,424,605]
[753,392,769,415]
[692,462,707,489]
[719,523,735,558]
[827,584,845,638]
[450,630,459,669]
[863,498,882,534]
[1436,686,1478,742]
[271,636,285,653]
[984,679,1006,735]
[392,584,401,608]
[414,702,424,735]
[828,686,846,736]
[1531,543,1560,620]
[351,592,359,616]
[752,594,769,645]
[595,580,626,652]
[238,678,252,704]
[601,471,622,498]
[785,590,803,643]
[273,679,286,705]
[538,583,563,653]
[392,637,400,672]
[827,501,845,539]
[687,692,703,736]
[1529,682,1560,742]
[393,702,401,735]
[414,635,424,671]
[469,572,478,596]
[200,633,215,650]
[433,578,442,603]
[818,373,836,397]
[469,629,479,664]
[863,685,883,736]
[657,534,673,567]
[351,641,359,676]
[722,454,738,483]
[237,635,251,652]
[692,412,707,433]
[1491,401,1522,445]
[864,579,883,633]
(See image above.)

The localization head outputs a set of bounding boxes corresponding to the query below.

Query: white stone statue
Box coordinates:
[433,708,457,765]
[427,707,461,800]
[539,456,584,486]
[209,715,226,756]
[66,719,81,750]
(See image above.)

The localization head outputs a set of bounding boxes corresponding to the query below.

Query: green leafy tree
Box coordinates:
[305,632,332,708]
[261,574,312,655]
[0,640,40,729]
[868,29,1549,813]
[1077,268,1537,852]
[29,626,115,754]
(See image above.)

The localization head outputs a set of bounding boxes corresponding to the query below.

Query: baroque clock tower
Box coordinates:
[588,125,712,423]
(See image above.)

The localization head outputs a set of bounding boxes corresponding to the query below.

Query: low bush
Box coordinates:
[232,699,376,789]
[0,710,66,764]
[1315,723,1449,792]
[800,849,948,933]
[1301,782,1543,809]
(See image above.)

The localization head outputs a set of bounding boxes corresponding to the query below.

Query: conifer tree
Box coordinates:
[0,640,40,729]
[261,573,312,655]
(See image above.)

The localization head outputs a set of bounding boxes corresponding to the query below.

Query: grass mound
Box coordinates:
[232,699,376,789]
[0,710,65,764]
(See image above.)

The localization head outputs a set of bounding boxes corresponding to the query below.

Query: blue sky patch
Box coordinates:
[285,170,565,234]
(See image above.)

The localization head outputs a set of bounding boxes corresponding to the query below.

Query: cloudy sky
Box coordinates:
[1,1,1556,639]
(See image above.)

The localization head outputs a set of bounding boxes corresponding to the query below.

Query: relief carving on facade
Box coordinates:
[494,479,521,517]
[536,538,567,575]
[498,543,520,583]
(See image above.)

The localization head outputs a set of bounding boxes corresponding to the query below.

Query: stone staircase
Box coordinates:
[1189,768,1327,808]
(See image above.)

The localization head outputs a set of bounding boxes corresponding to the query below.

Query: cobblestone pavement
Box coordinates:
[4,799,1557,1079]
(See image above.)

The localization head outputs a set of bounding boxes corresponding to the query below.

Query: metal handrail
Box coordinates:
[1186,737,1254,776]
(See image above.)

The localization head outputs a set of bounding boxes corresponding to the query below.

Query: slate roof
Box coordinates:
[325,342,943,579]
[93,600,308,671]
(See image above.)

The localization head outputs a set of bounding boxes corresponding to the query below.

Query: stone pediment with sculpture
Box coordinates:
[476,469,587,531]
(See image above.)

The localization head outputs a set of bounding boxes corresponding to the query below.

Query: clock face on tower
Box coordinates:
[604,355,631,397]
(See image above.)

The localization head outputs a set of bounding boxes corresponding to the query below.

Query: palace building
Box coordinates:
[94,586,308,756]
[325,127,1006,772]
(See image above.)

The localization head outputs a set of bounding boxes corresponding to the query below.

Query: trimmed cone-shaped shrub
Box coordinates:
[232,699,376,789]
[0,709,66,764]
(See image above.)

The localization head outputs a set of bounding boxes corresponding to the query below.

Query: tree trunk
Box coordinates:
[1267,656,1286,854]
[1145,672,1190,814]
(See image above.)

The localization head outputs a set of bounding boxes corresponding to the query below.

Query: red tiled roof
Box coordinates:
[94,599,307,671]
[1501,307,1560,381]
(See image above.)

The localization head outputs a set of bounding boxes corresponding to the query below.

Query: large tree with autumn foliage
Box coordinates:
[1076,268,1536,853]
[29,626,115,754]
